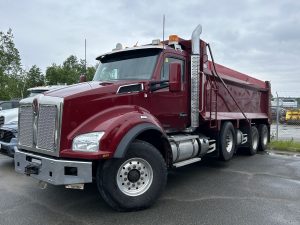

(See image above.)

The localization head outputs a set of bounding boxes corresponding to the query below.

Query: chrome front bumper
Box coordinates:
[14,149,92,185]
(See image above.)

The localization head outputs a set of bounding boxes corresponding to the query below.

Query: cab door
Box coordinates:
[148,54,189,131]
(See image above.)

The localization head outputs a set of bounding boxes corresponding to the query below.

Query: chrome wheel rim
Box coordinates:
[226,132,234,153]
[116,158,153,197]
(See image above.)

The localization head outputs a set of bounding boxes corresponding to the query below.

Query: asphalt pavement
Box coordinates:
[0,151,299,225]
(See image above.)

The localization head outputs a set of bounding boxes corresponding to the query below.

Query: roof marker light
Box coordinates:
[152,39,161,45]
[169,35,179,45]
[113,43,123,51]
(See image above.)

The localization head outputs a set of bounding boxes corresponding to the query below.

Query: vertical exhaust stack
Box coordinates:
[190,25,202,130]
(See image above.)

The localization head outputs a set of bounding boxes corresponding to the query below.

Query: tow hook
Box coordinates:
[25,163,40,176]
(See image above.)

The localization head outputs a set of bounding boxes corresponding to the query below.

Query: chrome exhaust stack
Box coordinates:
[192,24,202,55]
[190,24,202,130]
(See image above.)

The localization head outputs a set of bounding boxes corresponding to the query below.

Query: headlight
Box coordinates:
[72,132,105,152]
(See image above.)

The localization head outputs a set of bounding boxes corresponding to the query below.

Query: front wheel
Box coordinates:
[97,140,167,211]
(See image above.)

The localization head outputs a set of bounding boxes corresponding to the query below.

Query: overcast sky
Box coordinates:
[1,0,299,96]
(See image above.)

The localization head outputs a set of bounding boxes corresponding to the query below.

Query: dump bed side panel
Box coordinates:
[201,62,270,122]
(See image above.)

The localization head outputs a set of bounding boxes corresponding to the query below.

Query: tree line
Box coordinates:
[0,29,96,100]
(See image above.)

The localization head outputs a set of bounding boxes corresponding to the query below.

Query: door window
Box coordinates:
[160,57,185,81]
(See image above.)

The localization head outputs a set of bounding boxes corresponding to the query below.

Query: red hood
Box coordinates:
[47,80,149,153]
[44,81,127,99]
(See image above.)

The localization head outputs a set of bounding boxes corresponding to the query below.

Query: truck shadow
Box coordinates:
[48,154,246,216]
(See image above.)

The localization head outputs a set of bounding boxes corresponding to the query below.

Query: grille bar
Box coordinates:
[37,105,57,151]
[19,106,34,147]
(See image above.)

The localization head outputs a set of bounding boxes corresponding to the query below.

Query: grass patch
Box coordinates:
[269,140,300,152]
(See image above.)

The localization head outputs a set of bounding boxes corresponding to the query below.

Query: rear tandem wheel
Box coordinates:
[219,121,236,161]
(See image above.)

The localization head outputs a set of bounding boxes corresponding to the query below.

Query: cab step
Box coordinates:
[173,158,201,168]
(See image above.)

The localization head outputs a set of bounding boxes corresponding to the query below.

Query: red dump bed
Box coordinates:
[208,62,267,89]
[201,60,270,122]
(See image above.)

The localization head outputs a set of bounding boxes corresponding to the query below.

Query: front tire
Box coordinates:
[97,140,167,211]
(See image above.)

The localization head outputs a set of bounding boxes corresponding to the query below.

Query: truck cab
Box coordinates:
[93,45,189,131]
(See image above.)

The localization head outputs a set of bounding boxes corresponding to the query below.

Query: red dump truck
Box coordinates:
[15,25,271,211]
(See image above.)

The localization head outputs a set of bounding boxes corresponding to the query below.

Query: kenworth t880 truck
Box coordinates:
[15,25,271,211]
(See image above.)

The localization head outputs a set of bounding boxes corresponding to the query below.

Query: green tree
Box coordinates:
[86,65,96,81]
[26,65,45,88]
[0,29,22,76]
[46,55,96,85]
[0,29,23,100]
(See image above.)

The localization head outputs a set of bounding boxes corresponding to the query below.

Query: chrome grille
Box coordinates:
[37,105,57,151]
[19,106,34,147]
[18,96,63,157]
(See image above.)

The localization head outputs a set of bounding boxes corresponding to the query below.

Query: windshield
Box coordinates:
[93,49,160,81]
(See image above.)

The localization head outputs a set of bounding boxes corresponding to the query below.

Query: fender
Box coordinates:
[60,105,165,159]
[114,123,163,158]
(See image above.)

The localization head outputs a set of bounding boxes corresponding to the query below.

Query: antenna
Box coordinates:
[162,14,165,49]
[162,15,165,79]
[84,38,87,74]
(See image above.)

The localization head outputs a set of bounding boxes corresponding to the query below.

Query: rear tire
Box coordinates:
[258,124,268,151]
[97,140,167,211]
[248,126,259,155]
[219,122,236,161]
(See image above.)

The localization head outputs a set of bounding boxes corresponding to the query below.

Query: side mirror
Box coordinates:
[79,74,87,83]
[169,63,181,92]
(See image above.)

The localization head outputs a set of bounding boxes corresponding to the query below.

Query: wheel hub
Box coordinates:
[116,158,153,196]
[225,133,234,153]
[128,169,140,183]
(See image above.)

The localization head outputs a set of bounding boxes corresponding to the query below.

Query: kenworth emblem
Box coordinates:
[32,98,38,146]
